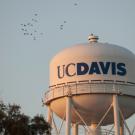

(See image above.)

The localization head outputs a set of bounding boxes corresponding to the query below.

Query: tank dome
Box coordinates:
[50,41,135,87]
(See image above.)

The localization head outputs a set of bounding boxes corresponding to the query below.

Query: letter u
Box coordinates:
[57,65,65,79]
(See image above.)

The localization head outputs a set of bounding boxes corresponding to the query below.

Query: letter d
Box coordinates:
[77,63,89,75]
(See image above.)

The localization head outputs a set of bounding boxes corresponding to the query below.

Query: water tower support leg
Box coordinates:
[47,105,52,134]
[66,96,71,135]
[47,105,52,125]
[73,124,78,135]
[113,95,120,135]
[120,116,124,135]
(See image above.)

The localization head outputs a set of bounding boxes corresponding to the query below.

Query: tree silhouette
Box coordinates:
[2,104,30,135]
[30,115,51,135]
[0,101,51,135]
[0,101,7,133]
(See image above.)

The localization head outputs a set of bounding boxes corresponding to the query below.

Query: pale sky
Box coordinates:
[0,0,135,132]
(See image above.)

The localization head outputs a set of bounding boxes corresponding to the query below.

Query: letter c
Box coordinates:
[65,63,76,77]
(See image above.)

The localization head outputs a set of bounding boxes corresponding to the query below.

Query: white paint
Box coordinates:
[66,96,71,135]
[113,95,120,135]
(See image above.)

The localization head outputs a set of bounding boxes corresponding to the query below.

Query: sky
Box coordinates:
[0,0,135,133]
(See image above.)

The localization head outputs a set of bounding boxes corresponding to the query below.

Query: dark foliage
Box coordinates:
[0,101,51,135]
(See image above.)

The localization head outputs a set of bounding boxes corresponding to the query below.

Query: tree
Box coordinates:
[0,101,51,135]
[0,101,7,134]
[3,104,30,135]
[30,115,51,135]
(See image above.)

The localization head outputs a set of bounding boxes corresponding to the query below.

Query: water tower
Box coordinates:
[44,34,135,135]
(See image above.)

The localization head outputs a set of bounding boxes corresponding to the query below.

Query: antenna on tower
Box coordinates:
[88,33,99,43]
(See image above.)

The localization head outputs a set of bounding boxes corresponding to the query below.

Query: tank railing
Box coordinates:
[44,82,135,104]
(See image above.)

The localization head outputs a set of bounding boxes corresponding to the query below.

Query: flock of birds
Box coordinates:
[20,13,43,40]
[20,2,79,40]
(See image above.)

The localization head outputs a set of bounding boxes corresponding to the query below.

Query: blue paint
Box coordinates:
[57,62,127,79]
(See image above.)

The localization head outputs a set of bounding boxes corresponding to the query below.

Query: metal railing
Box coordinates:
[44,82,135,104]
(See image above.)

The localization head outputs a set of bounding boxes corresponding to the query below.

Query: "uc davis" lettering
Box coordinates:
[57,62,127,79]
